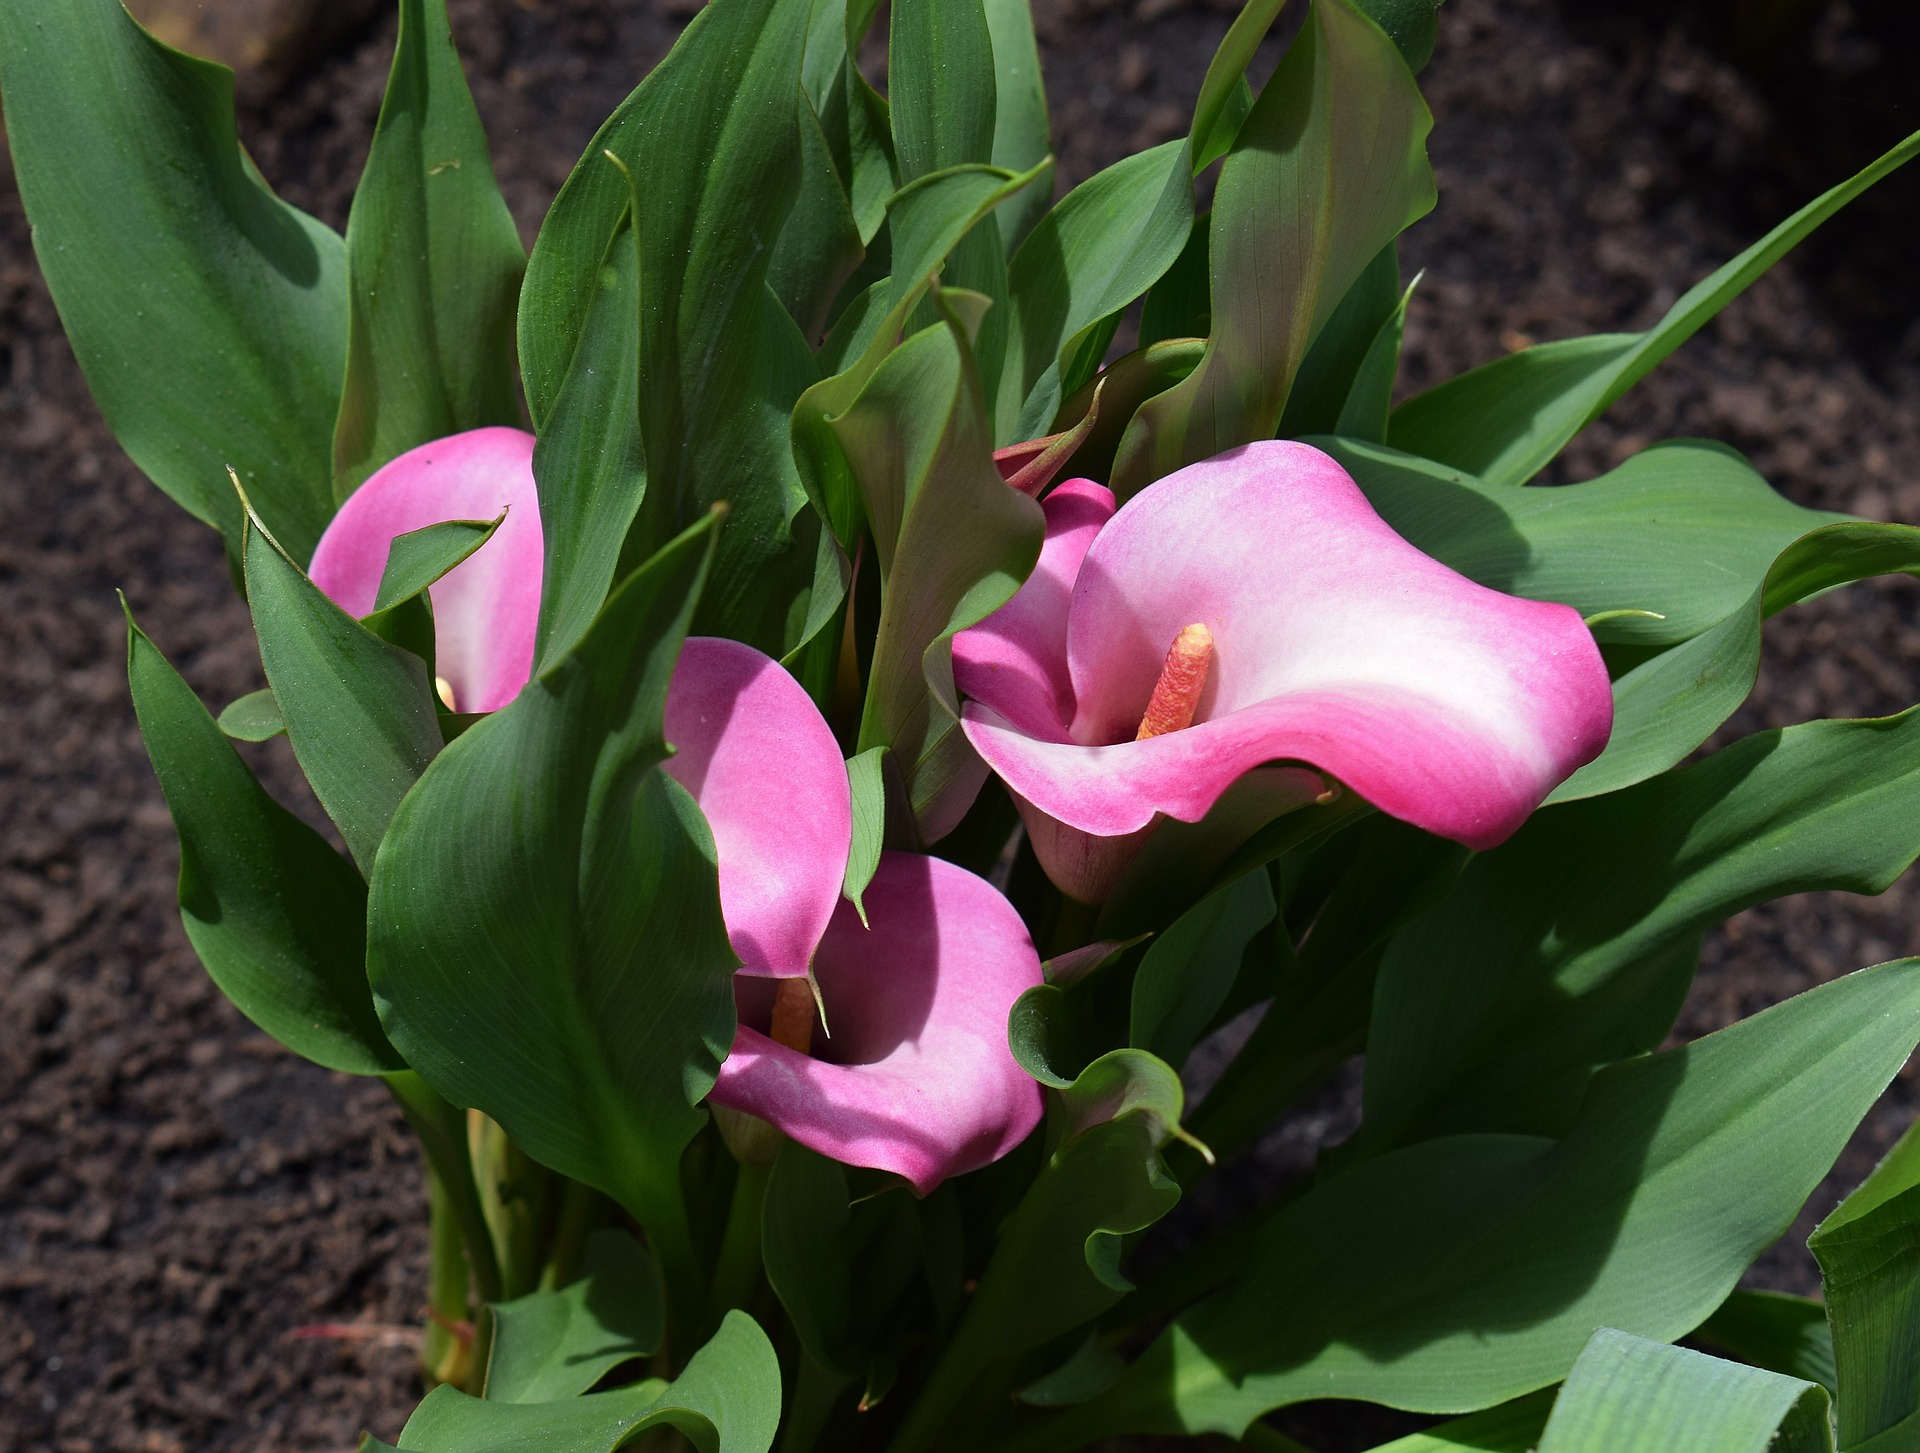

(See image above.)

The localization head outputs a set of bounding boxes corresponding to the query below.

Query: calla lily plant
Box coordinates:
[12,0,1920,1448]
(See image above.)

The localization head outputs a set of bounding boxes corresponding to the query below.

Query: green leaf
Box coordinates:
[1189,0,1288,173]
[125,609,399,1076]
[1277,243,1401,439]
[375,516,504,614]
[1810,1112,1920,1448]
[396,1310,781,1452]
[1695,1290,1836,1394]
[762,1140,857,1376]
[1129,870,1275,1070]
[1388,129,1920,487]
[217,689,286,743]
[1111,0,1434,497]
[1331,271,1418,443]
[1534,1328,1832,1453]
[842,746,887,918]
[1353,0,1440,71]
[831,308,1043,840]
[0,0,346,561]
[889,0,1019,426]
[1358,705,1920,1157]
[520,0,816,655]
[790,158,1050,552]
[1549,520,1920,803]
[1358,1393,1555,1452]
[531,216,646,671]
[983,0,1053,252]
[1324,437,1842,649]
[1037,958,1920,1444]
[769,89,867,342]
[483,1230,663,1403]
[332,0,525,500]
[367,515,735,1316]
[1007,139,1195,438]
[888,1051,1184,1452]
[1054,338,1206,484]
[1137,211,1211,350]
[243,509,443,874]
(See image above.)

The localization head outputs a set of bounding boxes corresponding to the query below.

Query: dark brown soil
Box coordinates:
[1,1,1917,1450]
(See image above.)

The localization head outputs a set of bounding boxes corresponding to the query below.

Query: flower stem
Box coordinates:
[385,1071,502,1305]
[540,1175,607,1291]
[709,1158,770,1323]
[421,1170,474,1388]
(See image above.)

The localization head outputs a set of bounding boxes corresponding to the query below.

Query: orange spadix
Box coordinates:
[1136,623,1213,740]
[770,977,817,1054]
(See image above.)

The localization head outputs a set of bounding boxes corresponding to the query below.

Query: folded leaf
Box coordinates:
[1534,1328,1831,1453]
[332,0,525,500]
[125,610,400,1076]
[484,1230,663,1403]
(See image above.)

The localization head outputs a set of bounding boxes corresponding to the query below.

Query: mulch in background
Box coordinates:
[1,1,1916,1448]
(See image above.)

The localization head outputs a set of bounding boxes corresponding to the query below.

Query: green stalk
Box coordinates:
[385,1071,503,1305]
[541,1175,607,1291]
[709,1158,770,1322]
[421,1169,473,1387]
[778,1354,854,1453]
[625,1175,707,1368]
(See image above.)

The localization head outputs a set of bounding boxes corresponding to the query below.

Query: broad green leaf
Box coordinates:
[768,89,866,342]
[519,0,815,655]
[1357,705,1920,1159]
[1111,0,1434,497]
[531,218,646,671]
[243,510,442,874]
[1007,139,1195,439]
[1695,1290,1836,1393]
[842,746,887,917]
[1359,1393,1555,1452]
[1031,958,1920,1445]
[1277,243,1401,439]
[483,1230,663,1403]
[983,0,1053,251]
[217,689,286,743]
[1129,870,1275,1070]
[1810,1112,1920,1448]
[1549,520,1920,802]
[1324,438,1842,649]
[802,0,896,248]
[831,312,1043,840]
[125,610,399,1076]
[1388,130,1920,487]
[332,0,525,500]
[1535,1328,1831,1453]
[0,0,345,561]
[367,516,735,1317]
[1017,1335,1127,1408]
[375,516,503,614]
[397,1310,781,1453]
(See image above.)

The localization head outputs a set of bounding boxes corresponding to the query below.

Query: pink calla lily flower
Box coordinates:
[670,638,1043,1193]
[309,426,544,715]
[952,441,1613,900]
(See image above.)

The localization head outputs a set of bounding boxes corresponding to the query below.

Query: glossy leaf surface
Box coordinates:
[484,1230,663,1403]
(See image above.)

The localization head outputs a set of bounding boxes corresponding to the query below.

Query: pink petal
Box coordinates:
[709,852,1045,1194]
[951,478,1115,740]
[308,427,543,715]
[663,639,852,979]
[957,441,1612,851]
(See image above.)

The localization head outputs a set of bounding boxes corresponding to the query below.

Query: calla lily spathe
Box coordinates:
[952,441,1614,899]
[308,426,544,715]
[308,438,1044,1191]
